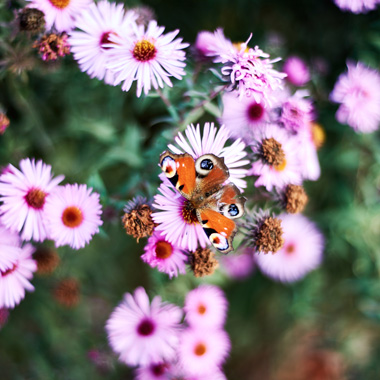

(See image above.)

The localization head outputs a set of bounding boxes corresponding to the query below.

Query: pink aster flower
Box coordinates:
[283,56,310,87]
[171,364,227,380]
[194,29,232,60]
[167,122,249,191]
[106,287,182,366]
[107,20,188,97]
[0,158,64,242]
[250,124,303,191]
[135,362,171,380]
[184,285,227,329]
[220,91,268,141]
[69,1,137,84]
[219,248,255,280]
[178,327,230,376]
[152,182,209,252]
[0,239,36,309]
[141,230,187,278]
[26,0,92,32]
[255,213,324,283]
[333,0,379,13]
[330,61,380,133]
[207,29,286,106]
[279,91,314,134]
[44,183,103,250]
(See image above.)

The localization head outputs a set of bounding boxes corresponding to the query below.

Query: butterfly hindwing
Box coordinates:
[218,183,246,220]
[159,151,196,199]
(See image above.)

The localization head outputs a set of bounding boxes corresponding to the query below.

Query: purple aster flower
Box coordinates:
[283,56,310,87]
[334,0,379,13]
[206,29,286,106]
[330,61,380,133]
[167,122,249,191]
[220,91,268,141]
[69,1,137,84]
[106,287,182,366]
[184,285,228,329]
[152,182,209,252]
[0,224,37,309]
[141,230,187,278]
[178,327,230,377]
[26,0,92,32]
[219,248,255,280]
[134,362,171,380]
[107,20,189,97]
[255,213,324,283]
[250,124,303,191]
[44,184,103,250]
[0,158,64,242]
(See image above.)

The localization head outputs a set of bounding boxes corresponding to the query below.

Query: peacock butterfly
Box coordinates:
[159,151,246,254]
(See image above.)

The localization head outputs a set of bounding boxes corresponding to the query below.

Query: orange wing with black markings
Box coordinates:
[197,209,237,254]
[159,151,196,199]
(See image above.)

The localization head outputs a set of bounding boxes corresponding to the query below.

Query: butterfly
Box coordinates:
[159,151,246,254]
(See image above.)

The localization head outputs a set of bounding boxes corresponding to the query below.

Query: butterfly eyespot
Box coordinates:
[161,156,177,178]
[209,232,229,251]
[200,159,213,171]
[228,204,239,217]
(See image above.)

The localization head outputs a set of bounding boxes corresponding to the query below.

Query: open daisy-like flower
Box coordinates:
[250,124,303,191]
[141,230,187,278]
[106,287,182,366]
[27,0,92,32]
[168,122,249,191]
[44,184,103,250]
[152,182,209,252]
[107,20,188,96]
[0,158,64,242]
[69,1,137,84]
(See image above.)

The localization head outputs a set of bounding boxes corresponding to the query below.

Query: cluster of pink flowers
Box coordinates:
[330,61,380,133]
[333,0,380,13]
[0,158,103,249]
[106,285,230,379]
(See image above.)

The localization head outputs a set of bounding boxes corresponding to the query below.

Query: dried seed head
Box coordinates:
[18,8,45,33]
[54,278,80,308]
[284,184,308,214]
[122,197,155,242]
[34,247,60,275]
[260,137,286,167]
[189,248,219,277]
[33,33,70,62]
[254,216,284,254]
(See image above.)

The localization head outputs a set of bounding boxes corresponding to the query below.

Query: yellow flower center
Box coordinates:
[133,39,157,62]
[62,206,83,228]
[49,0,70,9]
[197,304,207,315]
[275,158,287,172]
[311,122,325,149]
[155,241,173,259]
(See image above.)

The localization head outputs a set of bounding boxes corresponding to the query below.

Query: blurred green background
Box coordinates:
[1,0,380,379]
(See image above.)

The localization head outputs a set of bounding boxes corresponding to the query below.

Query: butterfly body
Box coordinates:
[159,151,246,253]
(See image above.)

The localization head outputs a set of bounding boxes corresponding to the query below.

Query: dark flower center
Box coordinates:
[137,318,155,336]
[182,200,198,224]
[100,31,116,50]
[247,102,264,121]
[155,241,173,259]
[1,263,17,277]
[133,39,157,62]
[25,188,47,209]
[151,363,168,376]
[62,206,83,228]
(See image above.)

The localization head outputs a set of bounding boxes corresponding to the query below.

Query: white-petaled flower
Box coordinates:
[107,20,188,96]
[69,1,137,84]
[168,122,249,191]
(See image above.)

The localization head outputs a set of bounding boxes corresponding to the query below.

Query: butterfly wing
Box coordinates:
[159,151,196,199]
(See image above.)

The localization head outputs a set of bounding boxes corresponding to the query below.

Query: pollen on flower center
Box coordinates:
[197,304,207,315]
[194,342,207,356]
[49,0,70,9]
[25,188,47,209]
[62,206,84,228]
[275,158,287,172]
[137,318,156,336]
[155,241,173,259]
[133,39,157,62]
[261,138,286,167]
[1,263,17,277]
[182,200,199,224]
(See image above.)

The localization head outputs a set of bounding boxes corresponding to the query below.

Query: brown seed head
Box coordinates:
[284,184,308,214]
[260,138,286,167]
[34,247,60,275]
[0,113,10,134]
[255,217,284,254]
[18,8,45,32]
[54,278,80,308]
[122,204,155,242]
[189,248,219,277]
[33,33,70,62]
